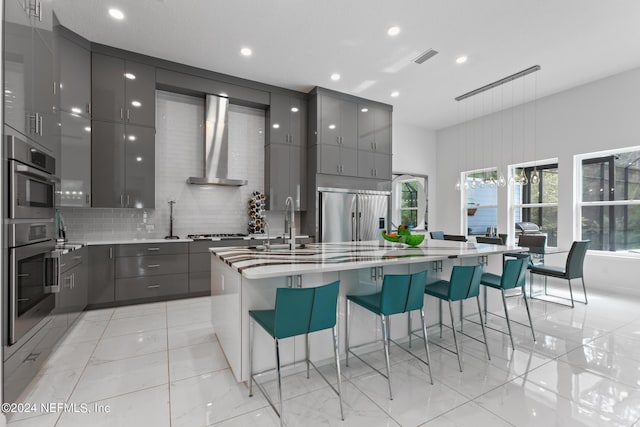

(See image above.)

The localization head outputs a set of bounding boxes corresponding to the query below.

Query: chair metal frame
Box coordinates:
[248,282,344,426]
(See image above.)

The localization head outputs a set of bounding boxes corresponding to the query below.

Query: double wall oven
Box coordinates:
[5,135,59,345]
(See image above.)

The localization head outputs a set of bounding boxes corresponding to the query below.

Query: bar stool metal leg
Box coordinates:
[523,291,536,341]
[275,338,284,427]
[420,308,434,384]
[568,278,575,308]
[345,299,351,367]
[448,300,463,372]
[305,333,310,379]
[476,296,491,360]
[249,318,254,397]
[581,277,588,304]
[408,312,412,348]
[380,315,393,400]
[439,300,443,338]
[501,289,515,350]
[332,325,345,420]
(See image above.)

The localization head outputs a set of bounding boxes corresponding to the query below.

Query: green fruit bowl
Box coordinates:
[381,231,425,247]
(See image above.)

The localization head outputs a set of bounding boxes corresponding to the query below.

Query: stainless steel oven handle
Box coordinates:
[14,163,57,183]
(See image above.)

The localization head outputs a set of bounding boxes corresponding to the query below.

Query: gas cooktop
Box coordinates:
[188,233,248,240]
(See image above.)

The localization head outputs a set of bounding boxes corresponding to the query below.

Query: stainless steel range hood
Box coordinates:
[187,94,248,186]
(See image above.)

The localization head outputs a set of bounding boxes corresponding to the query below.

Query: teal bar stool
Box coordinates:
[346,271,433,400]
[480,257,536,350]
[424,265,489,372]
[248,281,344,426]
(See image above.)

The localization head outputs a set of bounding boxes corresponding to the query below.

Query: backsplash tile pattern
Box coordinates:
[61,91,282,241]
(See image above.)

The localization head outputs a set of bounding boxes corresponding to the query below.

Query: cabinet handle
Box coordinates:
[336,136,340,145]
[374,168,377,177]
[86,194,90,205]
[52,81,56,95]
[337,164,340,173]
[120,108,123,120]
[371,168,374,176]
[72,256,82,260]
[127,195,130,206]
[39,115,43,136]
[371,267,377,280]
[127,109,130,121]
[340,165,344,173]
[28,114,37,134]
[71,274,75,289]
[147,247,160,251]
[34,113,39,135]
[86,103,91,115]
[147,284,161,289]
[37,0,42,21]
[147,264,160,268]
[109,247,113,259]
[120,194,124,207]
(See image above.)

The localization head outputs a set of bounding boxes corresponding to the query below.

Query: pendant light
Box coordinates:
[497,84,507,187]
[530,72,540,185]
[519,74,529,186]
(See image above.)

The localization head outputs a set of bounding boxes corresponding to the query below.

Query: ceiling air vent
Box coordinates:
[413,49,439,64]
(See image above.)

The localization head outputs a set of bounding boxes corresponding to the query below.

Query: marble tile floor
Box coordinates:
[6,290,640,427]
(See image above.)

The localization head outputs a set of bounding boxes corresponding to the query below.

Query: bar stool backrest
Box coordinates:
[565,240,590,279]
[309,281,341,333]
[476,236,503,245]
[274,281,341,338]
[380,274,412,315]
[517,234,546,254]
[501,257,529,290]
[405,270,428,312]
[448,265,483,301]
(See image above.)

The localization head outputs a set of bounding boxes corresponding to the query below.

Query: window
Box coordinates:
[464,169,497,236]
[392,175,427,230]
[512,163,559,246]
[580,148,640,252]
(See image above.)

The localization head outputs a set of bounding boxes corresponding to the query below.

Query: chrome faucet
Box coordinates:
[284,196,296,250]
[264,220,271,251]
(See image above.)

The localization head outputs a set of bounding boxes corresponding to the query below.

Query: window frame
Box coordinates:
[577,147,640,253]
[462,168,498,236]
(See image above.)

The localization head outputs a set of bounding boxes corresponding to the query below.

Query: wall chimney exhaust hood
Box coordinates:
[187,94,248,186]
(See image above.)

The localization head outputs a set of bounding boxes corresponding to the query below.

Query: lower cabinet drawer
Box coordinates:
[116,254,188,278]
[115,273,189,301]
[189,271,211,293]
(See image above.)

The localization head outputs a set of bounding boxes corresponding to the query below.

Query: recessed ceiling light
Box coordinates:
[131,100,141,107]
[361,108,369,113]
[456,55,468,64]
[136,156,142,162]
[108,8,124,20]
[290,107,299,113]
[330,73,341,81]
[124,73,136,80]
[71,107,82,114]
[128,135,136,141]
[272,123,280,129]
[328,124,336,130]
[390,91,399,98]
[387,26,400,36]
[84,126,91,132]
[240,47,252,57]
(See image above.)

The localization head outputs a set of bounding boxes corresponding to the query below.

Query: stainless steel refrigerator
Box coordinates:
[320,189,390,242]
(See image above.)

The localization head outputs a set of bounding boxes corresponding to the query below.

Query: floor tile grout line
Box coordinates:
[52,306,115,427]
[165,302,173,427]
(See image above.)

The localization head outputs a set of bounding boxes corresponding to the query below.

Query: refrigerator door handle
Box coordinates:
[351,212,356,241]
[358,212,363,241]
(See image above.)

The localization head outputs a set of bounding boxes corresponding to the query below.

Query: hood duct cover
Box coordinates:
[187,94,248,186]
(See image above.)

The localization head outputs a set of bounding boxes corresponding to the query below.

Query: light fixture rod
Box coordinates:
[455,65,541,101]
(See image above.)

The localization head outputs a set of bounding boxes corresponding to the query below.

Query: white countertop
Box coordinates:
[72,235,311,246]
[210,240,525,279]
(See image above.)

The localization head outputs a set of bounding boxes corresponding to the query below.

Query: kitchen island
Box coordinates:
[210,240,523,382]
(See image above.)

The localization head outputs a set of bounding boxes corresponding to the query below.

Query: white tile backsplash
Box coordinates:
[61,91,272,241]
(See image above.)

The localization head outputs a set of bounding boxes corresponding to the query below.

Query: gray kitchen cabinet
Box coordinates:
[116,254,188,278]
[265,143,306,211]
[60,112,91,207]
[319,95,357,149]
[58,35,90,117]
[117,242,187,257]
[91,53,156,128]
[91,120,125,208]
[115,274,188,301]
[268,93,306,146]
[358,106,391,155]
[3,0,57,155]
[189,240,248,295]
[124,124,155,209]
[88,245,116,305]
[57,247,88,326]
[91,121,155,208]
[358,151,391,180]
[318,144,357,177]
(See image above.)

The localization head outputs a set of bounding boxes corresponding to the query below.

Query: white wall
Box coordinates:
[392,122,438,229]
[436,66,640,295]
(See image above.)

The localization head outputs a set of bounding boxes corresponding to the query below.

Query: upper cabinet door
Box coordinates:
[29,0,54,32]
[91,121,125,208]
[265,143,290,210]
[374,109,392,154]
[124,61,156,127]
[339,100,358,149]
[289,97,306,147]
[31,27,57,152]
[268,93,290,145]
[59,37,90,117]
[60,112,91,207]
[91,53,125,123]
[4,0,33,137]
[319,95,341,146]
[357,105,376,151]
[124,124,155,208]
